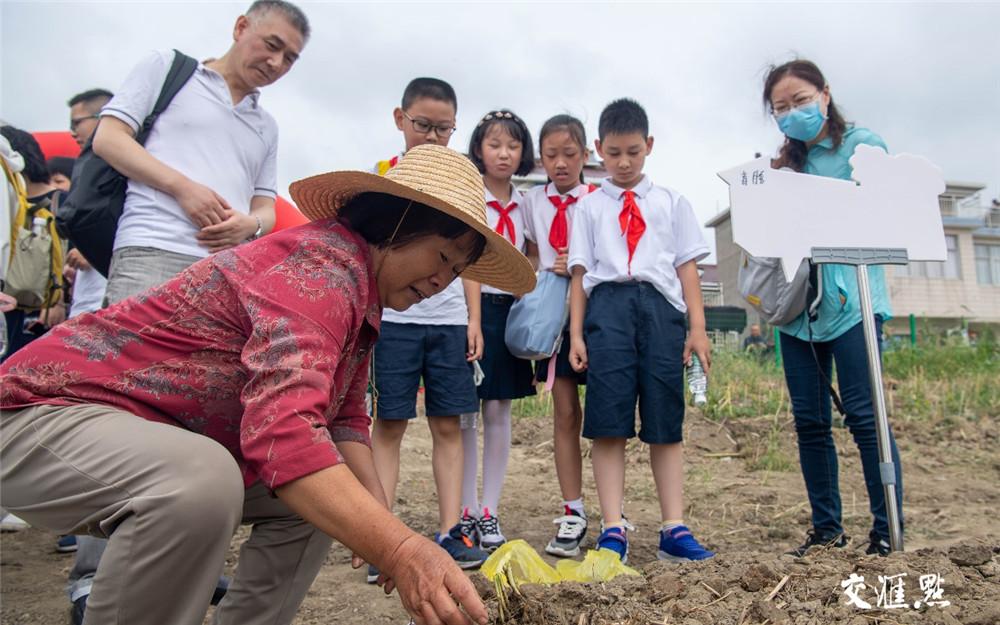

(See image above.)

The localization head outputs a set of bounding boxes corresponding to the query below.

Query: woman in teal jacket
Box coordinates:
[763,59,903,558]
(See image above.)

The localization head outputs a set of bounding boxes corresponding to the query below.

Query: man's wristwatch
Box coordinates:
[247,215,263,241]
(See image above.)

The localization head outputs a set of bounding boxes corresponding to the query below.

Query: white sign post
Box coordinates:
[719,145,948,553]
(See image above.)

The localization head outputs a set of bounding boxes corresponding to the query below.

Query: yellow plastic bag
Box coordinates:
[556,548,640,582]
[482,540,562,589]
[482,539,639,589]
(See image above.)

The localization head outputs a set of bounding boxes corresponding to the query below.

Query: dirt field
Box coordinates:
[2,407,998,624]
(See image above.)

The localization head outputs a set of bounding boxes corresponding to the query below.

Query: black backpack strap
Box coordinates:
[136,50,199,143]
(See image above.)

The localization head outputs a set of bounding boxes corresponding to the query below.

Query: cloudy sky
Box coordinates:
[3,1,999,259]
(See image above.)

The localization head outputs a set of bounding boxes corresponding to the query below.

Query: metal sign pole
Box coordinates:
[811,247,906,553]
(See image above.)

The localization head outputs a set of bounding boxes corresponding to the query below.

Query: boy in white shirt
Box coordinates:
[567,98,715,563]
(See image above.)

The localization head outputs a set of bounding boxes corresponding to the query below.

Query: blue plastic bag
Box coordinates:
[504,271,569,360]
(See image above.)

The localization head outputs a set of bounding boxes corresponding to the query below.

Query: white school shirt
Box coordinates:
[102,50,278,259]
[482,184,526,296]
[567,176,709,313]
[522,182,594,272]
[375,154,469,326]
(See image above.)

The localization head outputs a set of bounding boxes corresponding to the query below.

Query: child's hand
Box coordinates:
[551,248,569,276]
[683,331,712,376]
[569,335,588,372]
[467,322,483,361]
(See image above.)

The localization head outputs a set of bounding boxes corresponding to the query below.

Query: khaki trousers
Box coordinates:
[0,404,333,625]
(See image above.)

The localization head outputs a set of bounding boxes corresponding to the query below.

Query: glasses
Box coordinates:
[771,92,821,119]
[402,112,456,137]
[70,114,100,132]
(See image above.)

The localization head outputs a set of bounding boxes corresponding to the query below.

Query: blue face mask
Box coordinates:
[776,101,827,142]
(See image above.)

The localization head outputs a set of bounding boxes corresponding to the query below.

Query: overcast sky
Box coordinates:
[3,1,999,259]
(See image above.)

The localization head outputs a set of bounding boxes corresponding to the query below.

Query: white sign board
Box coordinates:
[718,144,947,281]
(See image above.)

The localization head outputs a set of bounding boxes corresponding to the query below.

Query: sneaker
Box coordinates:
[459,508,480,546]
[56,535,78,553]
[596,525,629,563]
[211,576,230,606]
[657,525,715,562]
[545,506,588,557]
[366,564,380,584]
[866,532,891,557]
[477,508,506,552]
[436,523,488,569]
[786,529,848,558]
[0,513,28,532]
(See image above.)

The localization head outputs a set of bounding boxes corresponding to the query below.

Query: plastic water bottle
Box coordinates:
[687,354,708,406]
[31,217,47,236]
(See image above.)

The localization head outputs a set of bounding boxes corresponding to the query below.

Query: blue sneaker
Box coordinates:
[657,525,715,561]
[435,523,488,570]
[56,535,78,553]
[596,525,629,563]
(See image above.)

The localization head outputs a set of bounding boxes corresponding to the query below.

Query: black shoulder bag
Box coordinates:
[57,50,198,277]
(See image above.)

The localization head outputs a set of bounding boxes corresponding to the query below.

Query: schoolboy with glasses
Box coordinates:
[567,98,715,563]
[369,78,489,581]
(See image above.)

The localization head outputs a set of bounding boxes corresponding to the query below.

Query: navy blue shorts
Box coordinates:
[373,321,479,419]
[535,325,586,385]
[478,294,536,400]
[582,282,686,444]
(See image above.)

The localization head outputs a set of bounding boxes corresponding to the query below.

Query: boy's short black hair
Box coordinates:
[598,98,649,141]
[467,110,535,177]
[48,156,75,180]
[0,125,49,184]
[338,192,486,265]
[67,88,113,109]
[401,78,457,112]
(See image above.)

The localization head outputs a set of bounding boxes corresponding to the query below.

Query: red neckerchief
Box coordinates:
[547,184,598,250]
[488,199,518,245]
[619,189,646,273]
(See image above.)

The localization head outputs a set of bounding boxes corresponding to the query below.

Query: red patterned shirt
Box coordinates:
[0,219,381,490]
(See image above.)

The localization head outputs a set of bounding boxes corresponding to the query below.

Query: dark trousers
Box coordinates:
[780,317,903,541]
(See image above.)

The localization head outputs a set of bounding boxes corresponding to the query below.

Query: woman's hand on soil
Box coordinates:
[386,534,487,625]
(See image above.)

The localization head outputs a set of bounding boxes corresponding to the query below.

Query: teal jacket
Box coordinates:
[779,126,893,342]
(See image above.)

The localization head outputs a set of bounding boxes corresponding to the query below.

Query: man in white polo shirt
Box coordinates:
[65,2,308,623]
[93,0,308,306]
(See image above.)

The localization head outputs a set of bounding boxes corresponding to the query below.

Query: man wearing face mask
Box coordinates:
[762,59,902,560]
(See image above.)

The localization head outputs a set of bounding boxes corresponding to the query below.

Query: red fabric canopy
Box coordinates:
[274,196,308,232]
[32,131,81,159]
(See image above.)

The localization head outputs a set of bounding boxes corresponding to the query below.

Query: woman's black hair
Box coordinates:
[539,114,588,184]
[338,192,487,266]
[763,59,848,172]
[467,110,535,177]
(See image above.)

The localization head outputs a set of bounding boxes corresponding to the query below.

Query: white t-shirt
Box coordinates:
[69,266,108,318]
[482,184,526,296]
[568,176,709,313]
[522,181,594,273]
[102,50,278,259]
[381,279,468,326]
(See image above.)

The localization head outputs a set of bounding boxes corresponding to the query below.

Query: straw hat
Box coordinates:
[290,144,536,295]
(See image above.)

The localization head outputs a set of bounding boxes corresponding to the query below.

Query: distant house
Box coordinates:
[706,182,1000,336]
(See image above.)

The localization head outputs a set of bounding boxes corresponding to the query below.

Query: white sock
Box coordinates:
[563,498,586,517]
[460,416,480,514]
[480,399,512,514]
